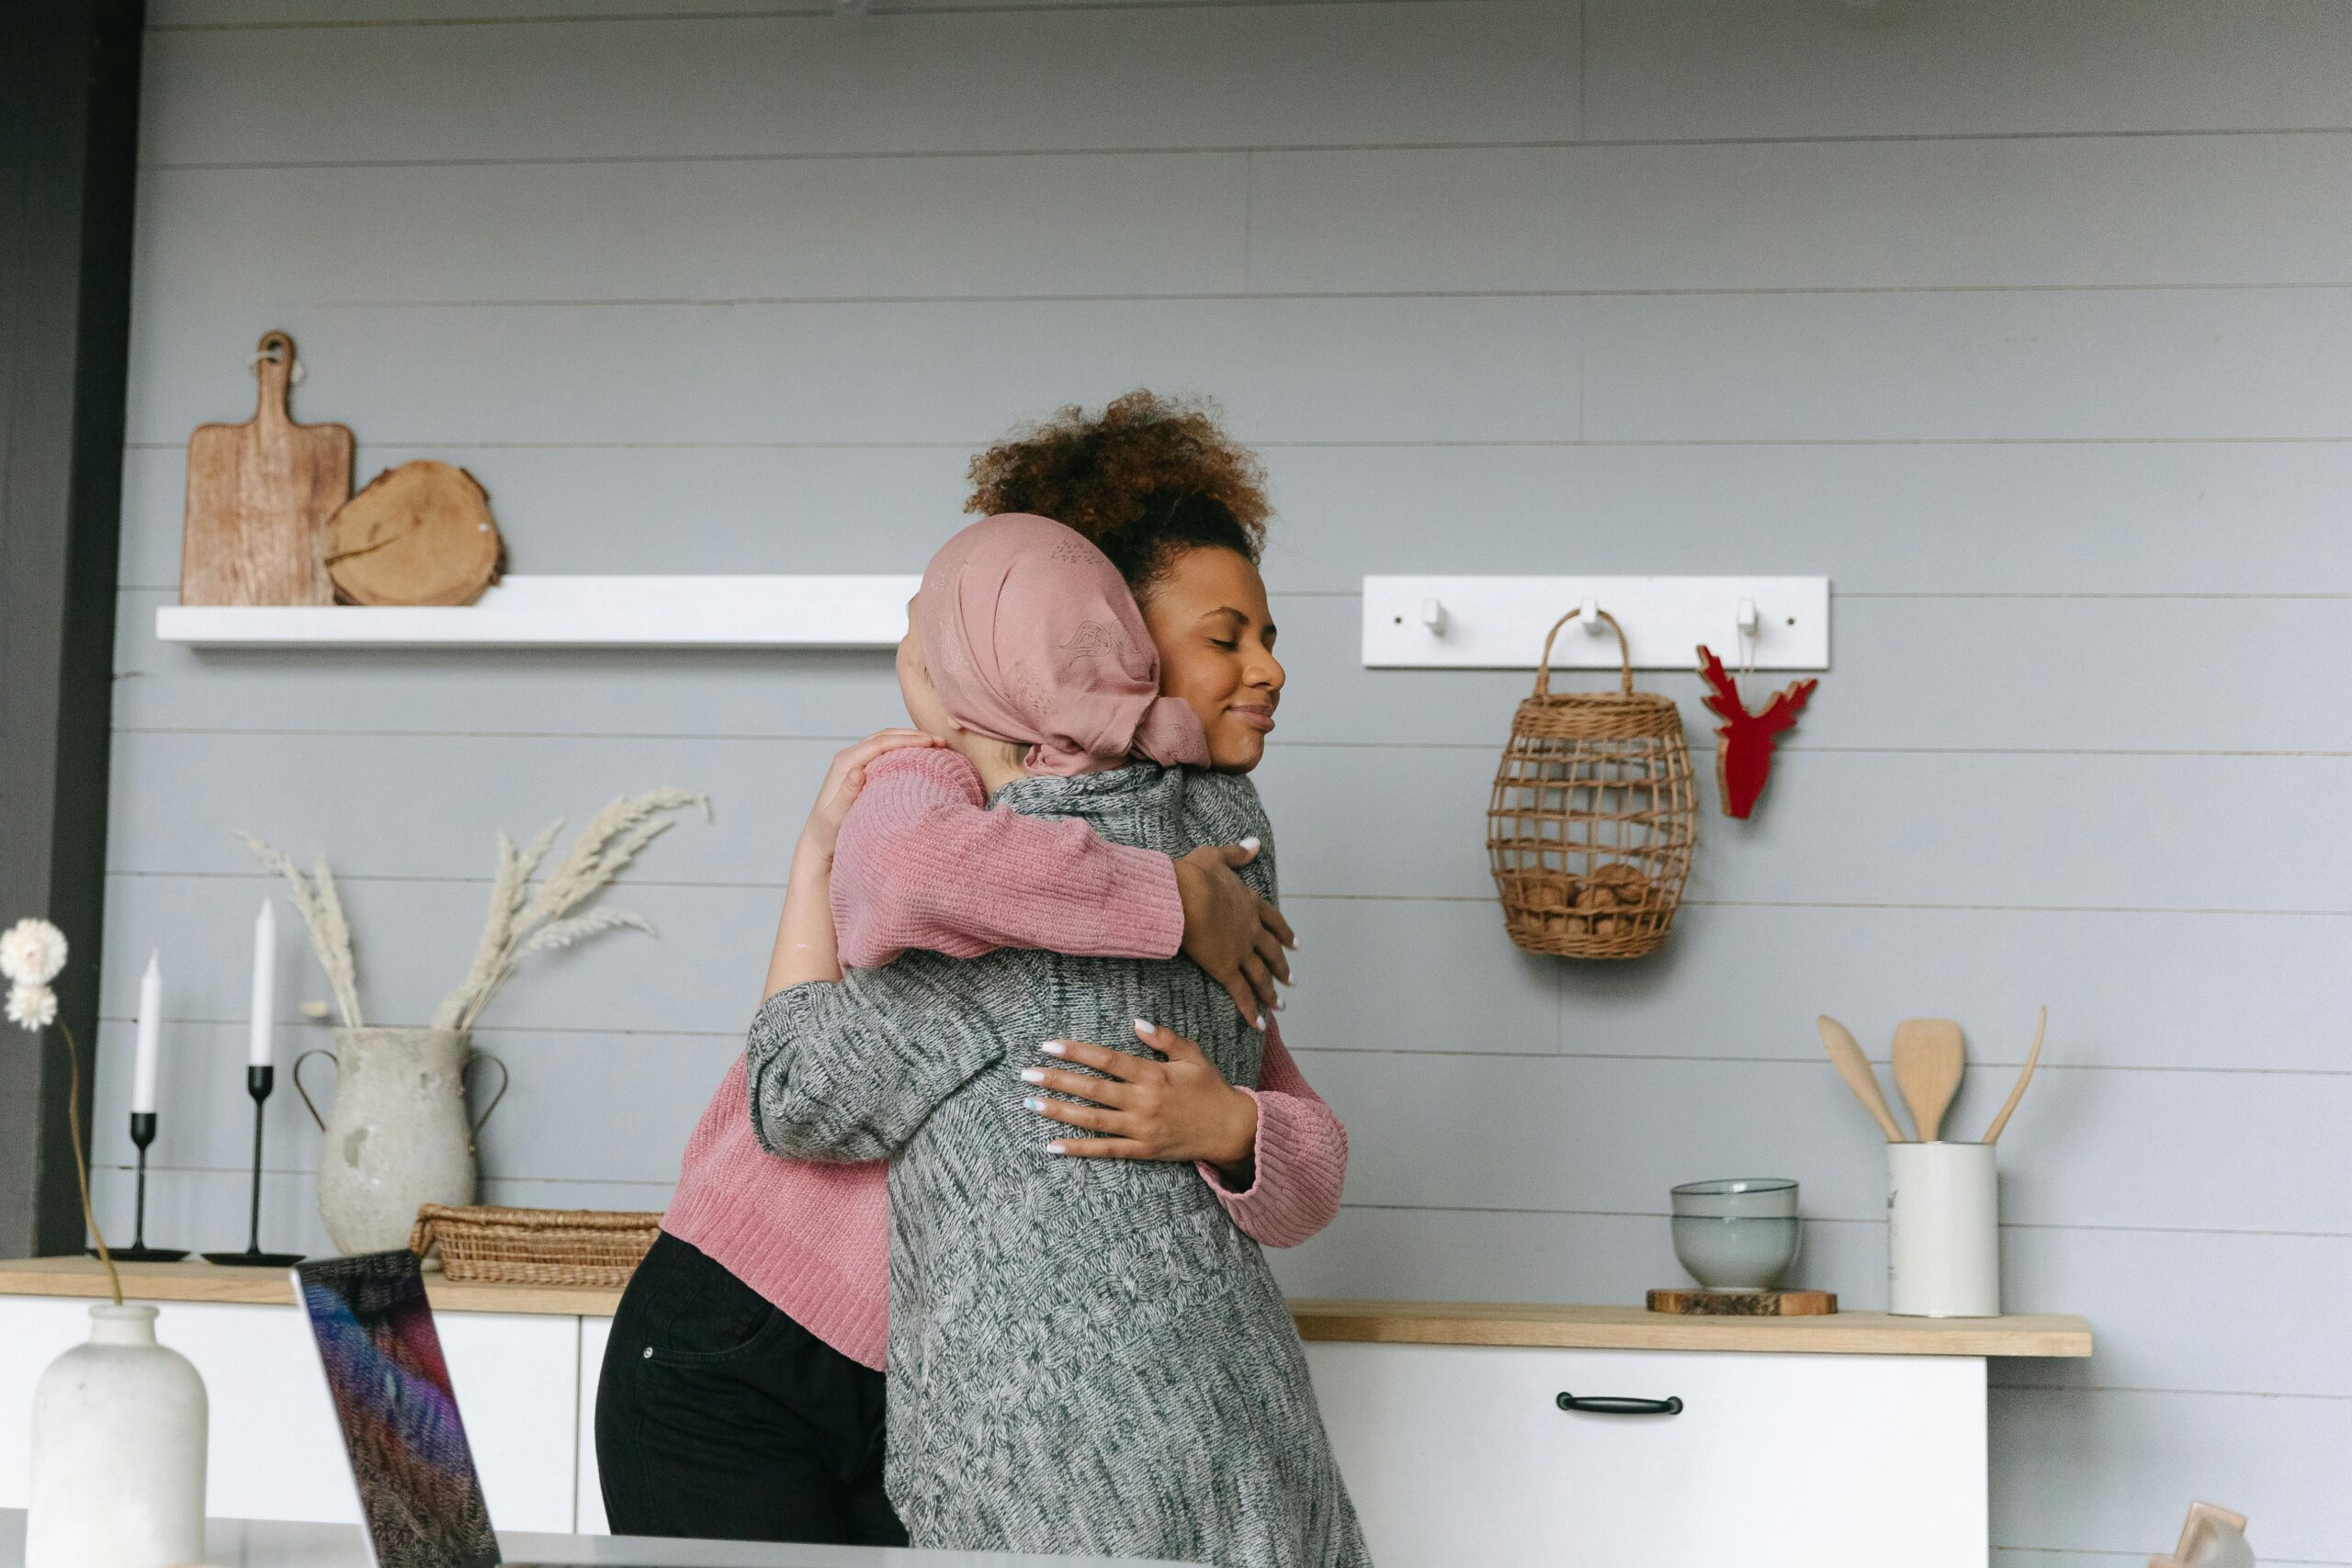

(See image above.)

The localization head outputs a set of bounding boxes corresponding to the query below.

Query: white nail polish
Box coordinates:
[1024,1097,1046,1112]
[1134,1019,1157,1036]
[1021,1066,1046,1084]
[1255,1013,1267,1030]
[1046,1141,1068,1155]
[1040,1041,1067,1056]
[1239,836,1261,852]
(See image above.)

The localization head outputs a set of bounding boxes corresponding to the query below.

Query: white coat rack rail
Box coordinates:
[1361,576,1830,671]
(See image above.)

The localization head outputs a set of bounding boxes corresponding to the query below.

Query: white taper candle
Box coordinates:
[248,900,277,1067]
[131,951,163,1114]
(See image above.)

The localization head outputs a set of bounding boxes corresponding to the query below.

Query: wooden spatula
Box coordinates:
[1892,1018,1965,1143]
[1816,1016,1907,1143]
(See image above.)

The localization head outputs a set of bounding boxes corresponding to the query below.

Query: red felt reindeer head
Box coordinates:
[1696,646,1816,819]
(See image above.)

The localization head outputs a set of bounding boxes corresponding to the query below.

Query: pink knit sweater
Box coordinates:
[662,750,1350,1371]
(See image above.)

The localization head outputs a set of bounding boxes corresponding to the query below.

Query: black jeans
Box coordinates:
[595,1233,904,1547]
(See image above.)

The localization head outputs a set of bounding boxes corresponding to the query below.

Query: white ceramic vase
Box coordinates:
[28,1303,208,1568]
[294,1027,508,1254]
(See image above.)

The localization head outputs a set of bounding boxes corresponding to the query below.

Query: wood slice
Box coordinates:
[324,460,504,606]
[178,331,351,606]
[1646,1289,1838,1317]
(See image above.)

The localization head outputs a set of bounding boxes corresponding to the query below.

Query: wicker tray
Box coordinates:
[409,1203,662,1287]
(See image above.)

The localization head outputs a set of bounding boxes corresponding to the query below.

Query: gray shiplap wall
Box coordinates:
[100,3,2351,1561]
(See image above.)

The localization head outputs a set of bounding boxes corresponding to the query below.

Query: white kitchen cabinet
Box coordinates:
[0,1295,582,1534]
[577,1313,614,1537]
[1305,1340,1984,1568]
[0,1262,2087,1560]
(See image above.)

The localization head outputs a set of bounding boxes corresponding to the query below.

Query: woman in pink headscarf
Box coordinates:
[598,504,1350,1552]
[732,513,1368,1566]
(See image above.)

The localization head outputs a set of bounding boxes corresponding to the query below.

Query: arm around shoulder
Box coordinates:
[833,748,1182,966]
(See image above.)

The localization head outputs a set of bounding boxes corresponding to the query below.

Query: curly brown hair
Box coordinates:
[964,390,1271,596]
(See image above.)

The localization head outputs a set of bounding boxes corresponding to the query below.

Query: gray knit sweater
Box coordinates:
[749,762,1370,1568]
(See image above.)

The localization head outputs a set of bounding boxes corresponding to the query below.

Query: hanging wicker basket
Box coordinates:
[1488,607,1696,959]
[408,1203,662,1287]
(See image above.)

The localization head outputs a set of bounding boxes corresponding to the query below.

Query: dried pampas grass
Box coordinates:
[235,786,707,1034]
[433,788,709,1032]
[236,831,364,1028]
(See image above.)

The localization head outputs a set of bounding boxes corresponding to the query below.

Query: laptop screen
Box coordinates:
[294,1252,502,1568]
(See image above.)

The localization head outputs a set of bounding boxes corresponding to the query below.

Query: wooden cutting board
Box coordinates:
[178,331,351,605]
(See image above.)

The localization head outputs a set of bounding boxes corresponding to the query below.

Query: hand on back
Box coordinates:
[1024,1021,1259,1177]
[1174,840,1294,1024]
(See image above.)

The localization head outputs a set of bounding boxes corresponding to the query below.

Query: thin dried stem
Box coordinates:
[61,1021,120,1307]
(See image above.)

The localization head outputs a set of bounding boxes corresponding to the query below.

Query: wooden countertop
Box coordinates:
[0,1257,624,1317]
[1288,1298,2091,1359]
[0,1259,2090,1359]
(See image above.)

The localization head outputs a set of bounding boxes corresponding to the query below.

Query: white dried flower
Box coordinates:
[0,919,67,986]
[6,982,57,1032]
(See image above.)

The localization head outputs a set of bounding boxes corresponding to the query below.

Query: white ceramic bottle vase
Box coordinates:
[1887,1142,2001,1317]
[28,1303,208,1568]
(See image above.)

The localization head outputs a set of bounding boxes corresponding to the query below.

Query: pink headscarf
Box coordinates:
[913,513,1209,776]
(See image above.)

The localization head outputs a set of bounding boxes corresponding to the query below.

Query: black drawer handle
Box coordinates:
[1556,1392,1683,1416]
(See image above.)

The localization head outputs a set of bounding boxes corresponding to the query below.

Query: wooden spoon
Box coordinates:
[1815,1015,1907,1143]
[1981,1006,2046,1145]
[1891,1018,1966,1143]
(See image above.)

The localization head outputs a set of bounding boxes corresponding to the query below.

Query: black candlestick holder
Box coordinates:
[203,1066,304,1268]
[96,1111,189,1263]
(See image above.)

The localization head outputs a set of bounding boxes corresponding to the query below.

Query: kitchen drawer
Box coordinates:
[1304,1340,1986,1568]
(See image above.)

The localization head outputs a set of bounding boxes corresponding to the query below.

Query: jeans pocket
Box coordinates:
[649,1297,790,1365]
[636,1239,788,1364]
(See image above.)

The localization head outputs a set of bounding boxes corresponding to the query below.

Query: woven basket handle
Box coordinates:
[1534,606,1634,697]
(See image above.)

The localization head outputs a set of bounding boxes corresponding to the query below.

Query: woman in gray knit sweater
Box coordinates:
[748,514,1370,1568]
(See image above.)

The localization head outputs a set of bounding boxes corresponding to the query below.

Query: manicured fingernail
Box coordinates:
[1239,836,1261,852]
[1023,1097,1046,1113]
[1046,1141,1068,1155]
[1255,1013,1267,1030]
[1040,1041,1066,1056]
[1272,996,1284,1010]
[1134,1019,1158,1036]
[1021,1066,1046,1084]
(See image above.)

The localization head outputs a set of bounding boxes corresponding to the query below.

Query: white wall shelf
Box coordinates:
[153,575,922,649]
[1362,576,1830,671]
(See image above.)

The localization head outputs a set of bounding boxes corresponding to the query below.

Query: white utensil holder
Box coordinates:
[1887,1142,2000,1318]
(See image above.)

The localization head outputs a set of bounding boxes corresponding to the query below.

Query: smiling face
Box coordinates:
[1139,546,1283,773]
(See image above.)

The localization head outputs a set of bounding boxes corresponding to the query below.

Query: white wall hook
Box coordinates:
[1419,598,1449,635]
[1579,597,1602,635]
[1736,597,1761,638]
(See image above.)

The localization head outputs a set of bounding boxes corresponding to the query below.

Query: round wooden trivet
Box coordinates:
[324,459,503,605]
[1646,1288,1838,1316]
